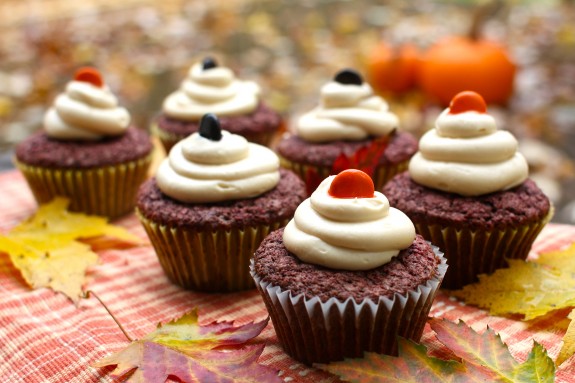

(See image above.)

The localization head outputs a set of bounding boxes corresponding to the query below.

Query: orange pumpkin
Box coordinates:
[418,36,516,106]
[366,42,420,94]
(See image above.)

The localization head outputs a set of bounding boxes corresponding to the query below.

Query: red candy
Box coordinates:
[328,169,374,199]
[74,67,104,87]
[448,90,487,114]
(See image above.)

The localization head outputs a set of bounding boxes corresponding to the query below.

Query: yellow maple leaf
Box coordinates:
[452,243,575,321]
[557,308,575,366]
[0,198,142,302]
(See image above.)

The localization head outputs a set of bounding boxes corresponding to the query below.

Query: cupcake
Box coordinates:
[137,114,306,292]
[14,67,153,219]
[251,169,447,364]
[153,57,283,152]
[383,91,552,289]
[276,68,418,195]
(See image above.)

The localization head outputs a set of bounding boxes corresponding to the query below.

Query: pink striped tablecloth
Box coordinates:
[1,169,574,383]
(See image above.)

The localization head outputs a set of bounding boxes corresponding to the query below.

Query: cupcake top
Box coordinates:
[156,113,279,203]
[162,57,261,121]
[409,91,528,196]
[283,169,415,270]
[43,67,130,141]
[295,69,399,143]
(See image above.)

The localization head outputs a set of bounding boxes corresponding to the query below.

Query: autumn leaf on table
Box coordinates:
[451,242,575,320]
[318,319,555,383]
[93,308,280,383]
[557,308,575,366]
[0,197,142,302]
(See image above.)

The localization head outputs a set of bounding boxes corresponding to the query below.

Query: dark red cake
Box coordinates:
[383,172,551,231]
[15,127,152,168]
[137,169,306,230]
[254,229,439,302]
[136,168,307,292]
[383,171,552,288]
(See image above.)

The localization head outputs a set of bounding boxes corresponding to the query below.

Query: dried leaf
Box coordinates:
[0,198,141,301]
[318,319,555,383]
[451,258,575,320]
[94,309,279,383]
[557,308,575,366]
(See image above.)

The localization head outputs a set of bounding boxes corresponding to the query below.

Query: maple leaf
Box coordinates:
[93,309,280,383]
[0,197,142,302]
[451,243,575,320]
[557,308,575,366]
[318,319,555,383]
[305,136,390,195]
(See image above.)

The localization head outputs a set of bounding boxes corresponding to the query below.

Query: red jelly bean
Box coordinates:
[74,67,104,87]
[328,169,375,199]
[448,91,487,114]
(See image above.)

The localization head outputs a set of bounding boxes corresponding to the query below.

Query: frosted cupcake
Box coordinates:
[14,67,153,219]
[276,68,418,194]
[251,169,447,364]
[137,114,306,292]
[153,57,282,152]
[383,91,552,289]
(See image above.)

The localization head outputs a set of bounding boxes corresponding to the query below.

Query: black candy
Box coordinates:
[334,69,363,85]
[199,113,222,141]
[202,57,218,70]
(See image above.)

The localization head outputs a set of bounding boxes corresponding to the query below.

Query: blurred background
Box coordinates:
[1,0,574,222]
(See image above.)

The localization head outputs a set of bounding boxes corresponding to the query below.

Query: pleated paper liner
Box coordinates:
[15,154,152,220]
[152,122,279,154]
[137,210,289,292]
[250,246,447,365]
[279,155,409,195]
[416,207,554,290]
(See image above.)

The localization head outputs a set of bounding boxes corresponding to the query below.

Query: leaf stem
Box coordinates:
[83,290,133,342]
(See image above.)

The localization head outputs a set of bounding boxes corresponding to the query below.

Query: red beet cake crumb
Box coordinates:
[136,169,306,231]
[15,127,152,168]
[156,102,281,137]
[276,131,417,167]
[382,172,551,231]
[253,228,440,302]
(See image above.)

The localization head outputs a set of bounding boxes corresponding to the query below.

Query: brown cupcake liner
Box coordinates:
[152,122,279,154]
[15,154,152,220]
[415,207,554,290]
[137,210,289,292]
[250,246,447,365]
[279,155,409,194]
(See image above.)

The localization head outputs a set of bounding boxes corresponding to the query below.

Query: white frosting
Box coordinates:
[283,176,415,270]
[409,109,528,196]
[162,62,261,120]
[156,130,279,203]
[44,81,130,140]
[295,80,399,142]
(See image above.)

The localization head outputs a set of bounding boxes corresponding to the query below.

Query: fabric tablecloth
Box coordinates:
[1,169,574,383]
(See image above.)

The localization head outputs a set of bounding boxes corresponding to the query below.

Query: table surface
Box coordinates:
[1,169,574,383]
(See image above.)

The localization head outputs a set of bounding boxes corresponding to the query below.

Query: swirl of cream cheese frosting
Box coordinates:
[282,176,415,270]
[155,130,280,203]
[162,61,261,120]
[295,74,399,143]
[43,81,130,140]
[409,108,528,196]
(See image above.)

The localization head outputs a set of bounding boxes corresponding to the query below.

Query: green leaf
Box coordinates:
[513,342,555,383]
